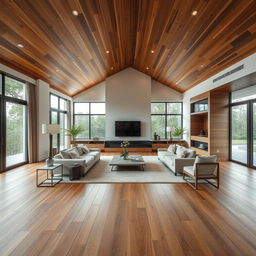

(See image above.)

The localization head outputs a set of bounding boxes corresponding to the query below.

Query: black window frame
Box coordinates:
[73,102,106,139]
[0,73,28,172]
[151,102,183,139]
[49,93,69,152]
[229,94,256,168]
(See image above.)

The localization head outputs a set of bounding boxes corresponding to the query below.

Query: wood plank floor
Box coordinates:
[0,156,256,256]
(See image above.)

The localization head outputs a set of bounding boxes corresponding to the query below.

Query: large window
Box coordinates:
[230,85,256,168]
[0,74,28,171]
[50,94,69,152]
[73,102,105,139]
[151,102,183,139]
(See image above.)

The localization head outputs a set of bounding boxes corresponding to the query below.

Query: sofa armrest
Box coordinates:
[53,159,86,166]
[89,148,101,151]
[174,158,196,174]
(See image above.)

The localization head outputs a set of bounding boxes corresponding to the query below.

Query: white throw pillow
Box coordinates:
[176,149,187,158]
[186,149,196,158]
[69,151,80,159]
[167,144,176,154]
[76,146,84,156]
[60,150,71,159]
[81,145,90,153]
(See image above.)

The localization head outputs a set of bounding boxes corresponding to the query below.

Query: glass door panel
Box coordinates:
[59,112,67,151]
[231,104,248,164]
[51,111,58,151]
[5,102,26,167]
[253,103,256,167]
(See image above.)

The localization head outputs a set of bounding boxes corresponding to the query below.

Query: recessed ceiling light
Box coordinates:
[110,66,114,70]
[56,69,60,72]
[146,67,150,70]
[151,50,154,53]
[200,64,204,68]
[192,10,198,16]
[72,10,79,16]
[106,50,110,54]
[16,43,24,48]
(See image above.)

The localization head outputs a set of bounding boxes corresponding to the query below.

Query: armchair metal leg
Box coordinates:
[183,172,198,190]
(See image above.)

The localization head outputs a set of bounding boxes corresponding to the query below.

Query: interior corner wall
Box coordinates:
[105,68,151,140]
[182,53,256,143]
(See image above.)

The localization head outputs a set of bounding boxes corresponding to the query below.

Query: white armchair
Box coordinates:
[183,155,219,190]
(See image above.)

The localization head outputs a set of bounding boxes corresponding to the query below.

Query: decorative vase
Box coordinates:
[46,157,54,167]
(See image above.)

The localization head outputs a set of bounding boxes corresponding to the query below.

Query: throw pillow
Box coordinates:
[54,154,63,159]
[69,151,80,159]
[81,145,90,153]
[176,148,187,158]
[185,149,196,158]
[61,150,71,159]
[193,155,217,171]
[167,144,176,154]
[76,146,84,156]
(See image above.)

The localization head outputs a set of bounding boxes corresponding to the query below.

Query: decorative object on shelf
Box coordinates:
[199,129,206,136]
[172,127,185,139]
[198,143,207,150]
[42,124,60,167]
[153,132,158,140]
[93,137,99,141]
[157,135,161,140]
[120,141,130,160]
[167,126,172,140]
[65,125,84,146]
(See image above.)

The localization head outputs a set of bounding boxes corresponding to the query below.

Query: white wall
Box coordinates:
[105,68,151,140]
[183,53,256,142]
[151,79,182,101]
[73,81,105,102]
[36,80,50,160]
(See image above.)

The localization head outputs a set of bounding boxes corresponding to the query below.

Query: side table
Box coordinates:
[36,164,63,187]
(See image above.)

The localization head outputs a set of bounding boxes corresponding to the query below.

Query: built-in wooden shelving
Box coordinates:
[190,89,229,160]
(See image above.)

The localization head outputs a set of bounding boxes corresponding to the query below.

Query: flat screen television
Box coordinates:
[115,121,141,137]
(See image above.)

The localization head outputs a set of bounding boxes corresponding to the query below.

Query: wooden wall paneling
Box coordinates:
[0,0,255,95]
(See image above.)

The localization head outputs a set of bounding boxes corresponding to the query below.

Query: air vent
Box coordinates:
[213,64,244,83]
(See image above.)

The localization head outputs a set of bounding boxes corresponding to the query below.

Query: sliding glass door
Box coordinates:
[231,104,248,164]
[253,102,256,167]
[230,86,256,168]
[5,102,27,167]
[0,74,28,172]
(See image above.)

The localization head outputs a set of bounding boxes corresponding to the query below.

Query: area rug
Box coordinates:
[61,156,186,183]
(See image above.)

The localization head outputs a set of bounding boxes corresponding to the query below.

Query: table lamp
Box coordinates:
[167,126,172,140]
[42,124,60,166]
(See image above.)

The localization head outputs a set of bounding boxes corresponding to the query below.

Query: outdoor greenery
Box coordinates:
[5,78,26,159]
[231,104,247,140]
[65,125,84,139]
[151,102,182,138]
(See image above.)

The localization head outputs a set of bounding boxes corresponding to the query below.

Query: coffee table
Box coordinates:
[109,155,145,171]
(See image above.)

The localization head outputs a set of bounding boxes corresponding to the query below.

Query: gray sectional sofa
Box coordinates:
[158,145,196,175]
[53,146,100,176]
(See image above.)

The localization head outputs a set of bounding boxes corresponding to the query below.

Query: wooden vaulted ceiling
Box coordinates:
[0,0,256,96]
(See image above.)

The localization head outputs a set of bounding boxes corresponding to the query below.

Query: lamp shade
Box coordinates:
[166,126,171,132]
[42,124,60,134]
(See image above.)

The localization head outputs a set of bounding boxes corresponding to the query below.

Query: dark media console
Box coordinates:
[105,140,152,148]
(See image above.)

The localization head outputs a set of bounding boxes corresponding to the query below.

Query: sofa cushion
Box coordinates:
[80,145,90,153]
[81,156,95,167]
[76,146,84,156]
[185,148,196,158]
[167,144,176,154]
[176,145,187,158]
[183,166,194,176]
[86,151,100,159]
[54,153,63,159]
[193,155,217,171]
[69,150,80,159]
[60,150,71,159]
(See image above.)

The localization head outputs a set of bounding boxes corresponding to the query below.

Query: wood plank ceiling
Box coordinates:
[0,0,255,96]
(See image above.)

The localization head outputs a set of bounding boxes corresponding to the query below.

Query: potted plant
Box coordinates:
[172,127,185,140]
[65,125,84,146]
[120,141,130,160]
